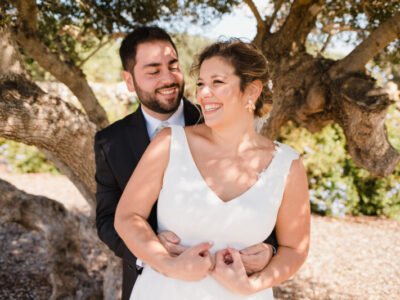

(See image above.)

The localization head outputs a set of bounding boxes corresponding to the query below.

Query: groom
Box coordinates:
[94,26,277,300]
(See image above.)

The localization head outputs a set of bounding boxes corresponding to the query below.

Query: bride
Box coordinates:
[115,40,310,299]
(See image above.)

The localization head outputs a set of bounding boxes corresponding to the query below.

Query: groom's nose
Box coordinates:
[160,68,178,85]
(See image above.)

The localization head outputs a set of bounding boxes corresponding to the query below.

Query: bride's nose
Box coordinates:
[197,85,213,100]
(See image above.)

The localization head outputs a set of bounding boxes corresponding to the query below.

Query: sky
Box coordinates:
[184,1,270,40]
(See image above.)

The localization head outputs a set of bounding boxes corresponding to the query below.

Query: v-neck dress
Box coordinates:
[130,125,299,300]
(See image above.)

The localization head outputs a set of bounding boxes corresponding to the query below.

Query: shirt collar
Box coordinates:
[141,100,185,141]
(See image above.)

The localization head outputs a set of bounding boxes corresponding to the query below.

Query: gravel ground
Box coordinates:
[1,166,399,299]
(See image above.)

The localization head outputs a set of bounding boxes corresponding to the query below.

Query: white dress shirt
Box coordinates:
[141,100,185,141]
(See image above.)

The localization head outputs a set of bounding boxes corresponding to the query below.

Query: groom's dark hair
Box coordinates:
[119,26,178,73]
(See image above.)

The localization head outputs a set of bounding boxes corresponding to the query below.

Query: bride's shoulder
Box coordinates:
[149,127,172,150]
[184,124,210,138]
[272,140,300,161]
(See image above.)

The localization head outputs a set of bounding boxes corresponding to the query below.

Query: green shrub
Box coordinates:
[0,138,59,174]
[279,104,400,219]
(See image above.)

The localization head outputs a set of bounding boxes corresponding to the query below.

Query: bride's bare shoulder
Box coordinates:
[256,134,276,150]
[184,124,210,139]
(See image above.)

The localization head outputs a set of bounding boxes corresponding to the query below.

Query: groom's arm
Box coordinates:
[238,231,278,275]
[94,134,137,267]
[265,229,278,255]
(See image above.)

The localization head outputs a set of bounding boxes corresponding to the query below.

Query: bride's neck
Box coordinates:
[209,120,259,154]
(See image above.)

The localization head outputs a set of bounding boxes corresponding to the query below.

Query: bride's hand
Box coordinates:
[211,247,258,296]
[164,242,213,281]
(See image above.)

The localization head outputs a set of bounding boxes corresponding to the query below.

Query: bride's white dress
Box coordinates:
[130,126,299,300]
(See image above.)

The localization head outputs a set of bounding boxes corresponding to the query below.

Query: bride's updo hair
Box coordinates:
[191,39,272,117]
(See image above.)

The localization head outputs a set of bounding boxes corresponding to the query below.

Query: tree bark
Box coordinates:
[0,27,27,77]
[329,74,398,176]
[13,0,109,130]
[0,74,97,207]
[243,0,267,48]
[263,0,322,57]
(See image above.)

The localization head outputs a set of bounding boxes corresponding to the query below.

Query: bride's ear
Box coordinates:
[245,80,263,101]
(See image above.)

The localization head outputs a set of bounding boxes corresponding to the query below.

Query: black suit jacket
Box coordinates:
[94,99,203,299]
[94,98,278,299]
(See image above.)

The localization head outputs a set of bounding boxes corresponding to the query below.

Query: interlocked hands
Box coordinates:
[158,231,273,295]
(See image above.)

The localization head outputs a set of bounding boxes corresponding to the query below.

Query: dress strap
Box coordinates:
[259,142,300,207]
[269,142,299,179]
[166,125,189,168]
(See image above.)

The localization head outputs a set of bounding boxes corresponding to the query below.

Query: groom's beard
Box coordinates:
[133,78,184,114]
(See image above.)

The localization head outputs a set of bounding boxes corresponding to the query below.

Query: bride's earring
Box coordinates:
[245,100,255,113]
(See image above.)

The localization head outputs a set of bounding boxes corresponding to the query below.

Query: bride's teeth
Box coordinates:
[204,104,222,112]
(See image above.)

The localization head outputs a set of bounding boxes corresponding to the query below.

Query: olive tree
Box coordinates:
[0,0,399,298]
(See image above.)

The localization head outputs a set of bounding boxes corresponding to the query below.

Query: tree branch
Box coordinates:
[0,27,27,77]
[78,39,111,68]
[0,74,97,206]
[1,26,97,206]
[13,0,109,129]
[14,0,37,33]
[78,35,116,68]
[269,0,322,55]
[323,23,366,35]
[320,23,367,55]
[243,0,265,32]
[320,33,332,53]
[267,0,285,30]
[329,12,400,78]
[243,0,267,47]
[39,148,96,212]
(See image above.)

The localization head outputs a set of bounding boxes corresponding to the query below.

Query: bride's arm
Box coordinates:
[211,157,310,295]
[115,128,212,281]
[115,128,171,272]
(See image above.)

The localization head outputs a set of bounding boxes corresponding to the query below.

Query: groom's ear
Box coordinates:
[122,70,136,93]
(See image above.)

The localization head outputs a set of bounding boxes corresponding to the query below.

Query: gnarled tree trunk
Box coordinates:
[249,0,400,177]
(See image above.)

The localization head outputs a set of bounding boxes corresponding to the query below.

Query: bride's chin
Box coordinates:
[204,118,222,128]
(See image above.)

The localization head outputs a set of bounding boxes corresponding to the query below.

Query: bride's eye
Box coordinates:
[213,80,224,84]
[196,82,204,87]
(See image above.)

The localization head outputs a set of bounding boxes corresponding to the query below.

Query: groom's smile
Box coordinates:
[127,41,185,117]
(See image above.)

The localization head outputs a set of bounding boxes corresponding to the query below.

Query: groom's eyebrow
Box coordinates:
[143,62,161,68]
[143,58,178,68]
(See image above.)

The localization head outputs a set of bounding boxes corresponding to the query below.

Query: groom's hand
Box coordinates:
[158,230,187,257]
[239,243,273,275]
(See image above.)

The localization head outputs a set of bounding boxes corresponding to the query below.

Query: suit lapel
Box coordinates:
[126,105,150,162]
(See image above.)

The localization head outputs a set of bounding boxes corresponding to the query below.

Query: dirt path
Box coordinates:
[1,167,399,299]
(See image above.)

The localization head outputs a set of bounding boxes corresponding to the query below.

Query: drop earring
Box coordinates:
[245,100,255,113]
